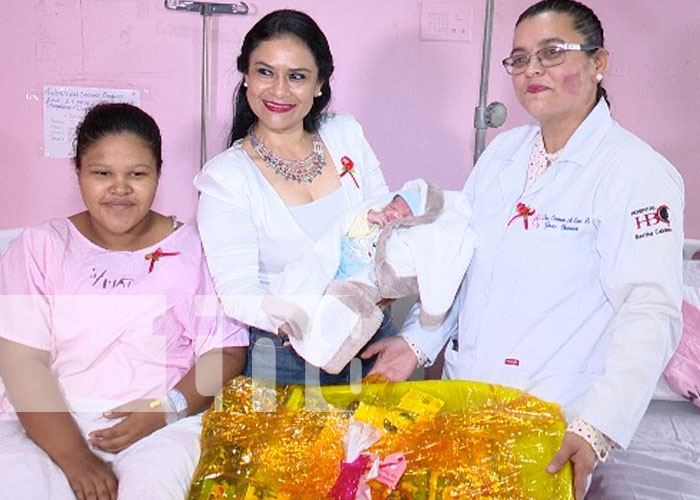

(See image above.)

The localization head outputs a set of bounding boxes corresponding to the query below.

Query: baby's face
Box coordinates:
[383,196,413,222]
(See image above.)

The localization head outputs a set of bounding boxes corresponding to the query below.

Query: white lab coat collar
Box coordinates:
[558,99,614,168]
[495,100,614,206]
[496,99,614,167]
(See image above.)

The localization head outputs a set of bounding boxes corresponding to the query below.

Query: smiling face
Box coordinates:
[77,132,159,241]
[244,35,323,137]
[510,12,606,128]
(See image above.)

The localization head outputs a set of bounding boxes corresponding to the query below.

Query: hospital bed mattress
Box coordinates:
[588,247,700,500]
[587,399,700,499]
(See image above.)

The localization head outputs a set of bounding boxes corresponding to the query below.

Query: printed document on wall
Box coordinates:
[43,85,140,158]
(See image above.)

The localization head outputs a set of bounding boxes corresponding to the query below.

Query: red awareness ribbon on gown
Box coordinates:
[144,248,181,273]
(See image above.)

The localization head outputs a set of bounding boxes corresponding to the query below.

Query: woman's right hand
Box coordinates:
[361,336,418,381]
[0,338,117,499]
[60,449,118,500]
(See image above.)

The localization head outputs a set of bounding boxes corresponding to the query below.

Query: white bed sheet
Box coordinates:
[587,244,700,499]
[0,228,22,257]
[587,400,700,499]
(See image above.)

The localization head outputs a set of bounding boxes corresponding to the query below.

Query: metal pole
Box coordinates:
[201,8,211,168]
[164,1,249,168]
[473,0,496,165]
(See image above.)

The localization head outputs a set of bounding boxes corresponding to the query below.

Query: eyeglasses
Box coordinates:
[502,43,600,75]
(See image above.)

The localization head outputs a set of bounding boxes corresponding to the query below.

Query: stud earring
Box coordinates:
[595,73,604,82]
[315,90,322,97]
[243,81,248,88]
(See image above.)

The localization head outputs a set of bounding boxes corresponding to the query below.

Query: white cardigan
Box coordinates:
[194,113,389,332]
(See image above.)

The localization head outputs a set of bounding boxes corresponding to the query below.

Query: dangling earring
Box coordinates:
[595,73,604,82]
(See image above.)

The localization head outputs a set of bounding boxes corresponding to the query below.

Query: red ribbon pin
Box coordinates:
[339,156,359,188]
[507,202,536,230]
[144,248,181,273]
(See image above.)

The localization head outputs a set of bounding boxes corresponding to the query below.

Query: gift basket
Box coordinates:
[187,376,572,500]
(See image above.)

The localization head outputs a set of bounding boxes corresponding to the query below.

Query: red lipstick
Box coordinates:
[526,84,549,94]
[263,100,296,113]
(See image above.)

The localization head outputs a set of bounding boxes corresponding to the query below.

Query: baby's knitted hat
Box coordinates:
[395,188,422,216]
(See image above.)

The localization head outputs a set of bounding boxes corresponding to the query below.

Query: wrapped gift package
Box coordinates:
[187,376,572,500]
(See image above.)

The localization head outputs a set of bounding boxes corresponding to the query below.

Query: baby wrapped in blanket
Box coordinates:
[336,187,423,281]
[262,179,477,373]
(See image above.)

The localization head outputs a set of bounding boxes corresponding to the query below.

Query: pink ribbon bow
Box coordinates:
[328,454,372,500]
[327,422,407,500]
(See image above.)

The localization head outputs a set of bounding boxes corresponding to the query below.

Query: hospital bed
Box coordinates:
[587,238,700,500]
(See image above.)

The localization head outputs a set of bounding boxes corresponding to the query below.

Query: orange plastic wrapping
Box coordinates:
[187,376,573,500]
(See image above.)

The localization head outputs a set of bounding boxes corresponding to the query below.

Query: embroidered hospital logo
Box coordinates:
[631,204,672,240]
[656,205,670,224]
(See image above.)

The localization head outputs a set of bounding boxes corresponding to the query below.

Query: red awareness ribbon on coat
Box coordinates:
[144,248,181,273]
[507,202,536,230]
[339,156,360,188]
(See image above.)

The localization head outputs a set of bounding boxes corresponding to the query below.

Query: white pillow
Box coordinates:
[0,228,22,257]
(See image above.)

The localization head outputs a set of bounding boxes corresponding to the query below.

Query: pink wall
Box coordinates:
[1,1,699,235]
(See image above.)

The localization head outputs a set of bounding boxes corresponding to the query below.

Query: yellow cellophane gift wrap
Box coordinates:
[187,376,573,500]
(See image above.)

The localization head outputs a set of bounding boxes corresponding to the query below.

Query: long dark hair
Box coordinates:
[228,9,334,146]
[74,102,162,173]
[517,0,609,106]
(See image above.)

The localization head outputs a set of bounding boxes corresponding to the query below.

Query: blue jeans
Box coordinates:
[243,312,396,386]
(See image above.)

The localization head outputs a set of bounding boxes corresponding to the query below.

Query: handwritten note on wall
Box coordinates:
[43,85,140,158]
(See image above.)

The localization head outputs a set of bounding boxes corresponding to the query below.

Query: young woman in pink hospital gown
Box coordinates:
[0,103,248,500]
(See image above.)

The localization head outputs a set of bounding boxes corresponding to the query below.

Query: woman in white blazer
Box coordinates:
[363,1,684,498]
[195,10,394,386]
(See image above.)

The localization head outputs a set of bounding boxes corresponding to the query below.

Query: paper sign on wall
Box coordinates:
[43,85,140,158]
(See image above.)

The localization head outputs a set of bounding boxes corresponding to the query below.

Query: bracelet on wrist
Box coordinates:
[156,388,188,425]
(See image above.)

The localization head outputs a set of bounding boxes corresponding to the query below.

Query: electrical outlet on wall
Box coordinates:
[420,1,472,42]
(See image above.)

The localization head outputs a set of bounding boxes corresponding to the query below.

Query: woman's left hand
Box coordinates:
[88,399,166,453]
[546,431,596,500]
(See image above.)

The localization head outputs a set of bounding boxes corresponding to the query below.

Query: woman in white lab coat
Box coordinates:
[362,1,684,498]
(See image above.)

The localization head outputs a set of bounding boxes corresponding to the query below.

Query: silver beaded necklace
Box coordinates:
[248,130,326,183]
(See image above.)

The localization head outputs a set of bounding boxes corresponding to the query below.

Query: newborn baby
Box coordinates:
[262,179,476,373]
[337,189,422,280]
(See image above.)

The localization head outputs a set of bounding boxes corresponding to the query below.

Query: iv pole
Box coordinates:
[164,1,249,168]
[425,0,509,380]
[473,0,507,165]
